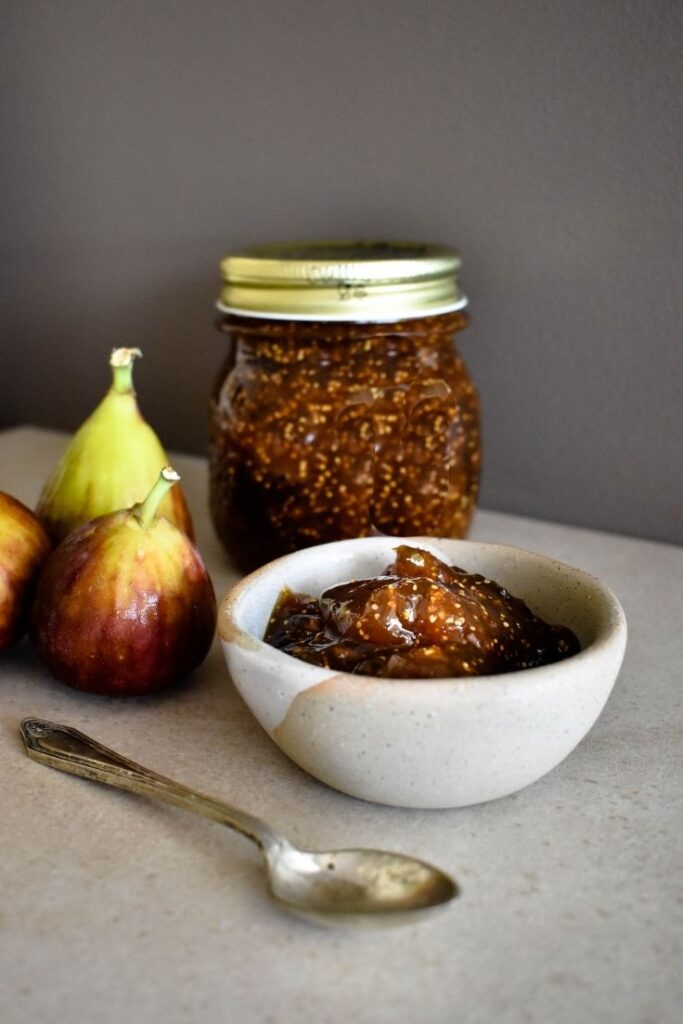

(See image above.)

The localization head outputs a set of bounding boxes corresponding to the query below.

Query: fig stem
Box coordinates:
[136,466,181,529]
[110,347,143,395]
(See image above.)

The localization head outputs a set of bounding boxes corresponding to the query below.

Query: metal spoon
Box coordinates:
[21,718,458,926]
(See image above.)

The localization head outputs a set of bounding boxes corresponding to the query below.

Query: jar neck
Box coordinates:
[216,310,469,344]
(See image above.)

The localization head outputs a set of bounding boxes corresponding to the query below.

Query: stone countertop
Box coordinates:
[1,426,681,1024]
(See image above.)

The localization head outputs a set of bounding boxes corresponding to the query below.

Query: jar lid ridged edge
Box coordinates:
[218,240,465,320]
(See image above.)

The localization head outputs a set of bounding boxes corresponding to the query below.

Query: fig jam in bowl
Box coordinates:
[219,536,627,809]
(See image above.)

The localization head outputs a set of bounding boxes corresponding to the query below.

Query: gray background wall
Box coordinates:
[1,0,681,544]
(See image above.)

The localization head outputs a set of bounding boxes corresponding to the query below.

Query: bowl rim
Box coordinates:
[219,536,627,694]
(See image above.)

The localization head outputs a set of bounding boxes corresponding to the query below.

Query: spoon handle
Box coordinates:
[21,718,282,853]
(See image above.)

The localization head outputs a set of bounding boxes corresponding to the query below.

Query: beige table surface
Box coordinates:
[1,426,681,1024]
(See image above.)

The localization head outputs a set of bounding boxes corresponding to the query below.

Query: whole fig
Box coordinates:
[37,348,194,542]
[0,493,51,650]
[31,467,215,696]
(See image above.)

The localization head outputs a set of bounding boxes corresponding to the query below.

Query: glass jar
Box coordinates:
[210,242,480,572]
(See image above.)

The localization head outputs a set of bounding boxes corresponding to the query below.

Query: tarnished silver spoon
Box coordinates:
[21,718,458,926]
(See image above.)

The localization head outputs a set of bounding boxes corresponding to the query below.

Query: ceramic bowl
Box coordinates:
[219,536,627,809]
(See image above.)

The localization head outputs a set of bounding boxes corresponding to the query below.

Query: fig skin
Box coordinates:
[30,498,216,696]
[37,348,194,543]
[0,492,51,651]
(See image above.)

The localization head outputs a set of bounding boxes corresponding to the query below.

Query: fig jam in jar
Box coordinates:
[210,242,480,572]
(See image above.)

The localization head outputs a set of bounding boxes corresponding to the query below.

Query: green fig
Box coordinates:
[0,492,51,651]
[37,348,194,543]
[30,467,216,696]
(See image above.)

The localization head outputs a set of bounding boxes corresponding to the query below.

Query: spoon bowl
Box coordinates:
[266,845,457,925]
[20,718,457,926]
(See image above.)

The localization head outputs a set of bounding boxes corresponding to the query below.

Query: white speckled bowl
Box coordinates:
[219,536,627,809]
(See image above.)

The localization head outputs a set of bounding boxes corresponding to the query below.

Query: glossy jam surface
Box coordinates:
[264,545,581,678]
[210,313,479,572]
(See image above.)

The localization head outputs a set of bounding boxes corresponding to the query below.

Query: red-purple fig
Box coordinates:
[30,467,216,696]
[0,492,51,651]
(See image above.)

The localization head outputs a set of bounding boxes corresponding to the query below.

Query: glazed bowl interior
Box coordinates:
[226,535,612,653]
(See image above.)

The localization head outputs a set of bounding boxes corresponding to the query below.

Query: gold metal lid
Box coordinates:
[218,241,467,321]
